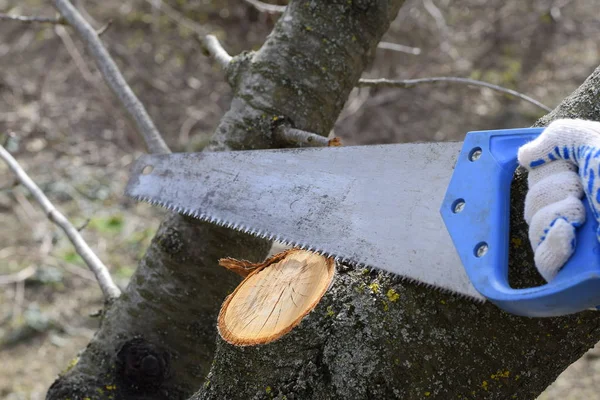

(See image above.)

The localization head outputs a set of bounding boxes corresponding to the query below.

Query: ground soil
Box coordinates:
[1,1,599,398]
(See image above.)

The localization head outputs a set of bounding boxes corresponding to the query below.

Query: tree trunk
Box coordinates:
[196,62,600,399]
[195,72,600,400]
[47,1,405,399]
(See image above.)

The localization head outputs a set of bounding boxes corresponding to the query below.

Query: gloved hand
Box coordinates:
[517,118,600,281]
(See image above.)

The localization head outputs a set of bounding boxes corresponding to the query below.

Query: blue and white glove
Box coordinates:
[517,118,600,281]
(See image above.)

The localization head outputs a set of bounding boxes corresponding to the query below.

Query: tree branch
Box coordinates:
[358,76,553,112]
[96,19,113,36]
[423,0,451,54]
[0,266,37,285]
[201,35,232,69]
[140,0,232,69]
[142,0,207,36]
[377,41,421,55]
[52,0,171,155]
[0,13,65,24]
[275,126,330,147]
[243,0,287,14]
[0,145,121,301]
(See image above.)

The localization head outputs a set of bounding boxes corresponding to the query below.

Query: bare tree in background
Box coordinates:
[2,1,600,399]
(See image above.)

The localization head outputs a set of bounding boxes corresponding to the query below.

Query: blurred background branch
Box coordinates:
[52,0,171,154]
[243,0,286,14]
[377,41,421,55]
[358,77,552,112]
[0,13,65,24]
[0,145,121,300]
[142,0,233,68]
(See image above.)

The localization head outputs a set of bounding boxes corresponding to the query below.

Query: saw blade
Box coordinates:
[125,142,485,302]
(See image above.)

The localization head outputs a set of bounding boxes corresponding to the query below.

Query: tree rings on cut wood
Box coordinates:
[217,249,335,346]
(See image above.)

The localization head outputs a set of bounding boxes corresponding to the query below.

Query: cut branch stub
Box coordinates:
[217,249,335,346]
[328,137,342,147]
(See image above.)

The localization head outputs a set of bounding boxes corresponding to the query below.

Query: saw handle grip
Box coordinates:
[441,127,600,317]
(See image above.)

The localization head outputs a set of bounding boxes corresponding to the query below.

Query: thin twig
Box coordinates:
[142,0,207,36]
[202,35,232,68]
[140,0,231,69]
[0,145,121,300]
[377,41,421,55]
[275,126,330,147]
[423,0,452,56]
[96,19,113,36]
[244,0,287,14]
[0,13,66,24]
[13,279,25,320]
[52,0,170,154]
[357,77,552,112]
[0,11,111,34]
[423,0,449,37]
[53,24,138,141]
[150,0,161,33]
[74,0,100,27]
[59,260,97,282]
[54,25,96,82]
[0,266,37,285]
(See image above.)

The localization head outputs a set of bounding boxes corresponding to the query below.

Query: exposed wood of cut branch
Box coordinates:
[218,249,335,346]
[0,145,121,301]
[219,255,283,278]
[52,0,170,154]
[358,77,553,112]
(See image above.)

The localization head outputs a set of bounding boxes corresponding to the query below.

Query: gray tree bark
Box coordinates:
[47,1,405,399]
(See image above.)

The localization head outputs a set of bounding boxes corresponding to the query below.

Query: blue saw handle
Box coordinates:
[441,127,600,317]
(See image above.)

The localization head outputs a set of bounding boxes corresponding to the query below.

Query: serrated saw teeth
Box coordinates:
[129,194,484,304]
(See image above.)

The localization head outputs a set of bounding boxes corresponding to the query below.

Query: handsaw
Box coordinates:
[124,127,600,317]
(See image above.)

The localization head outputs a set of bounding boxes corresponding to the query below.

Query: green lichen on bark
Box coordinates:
[198,250,600,400]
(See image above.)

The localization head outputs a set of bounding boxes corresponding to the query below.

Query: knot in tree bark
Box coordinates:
[116,338,170,392]
[352,0,373,12]
[156,225,183,257]
[225,51,253,89]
